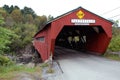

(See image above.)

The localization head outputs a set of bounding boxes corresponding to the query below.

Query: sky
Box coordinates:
[0,0,120,23]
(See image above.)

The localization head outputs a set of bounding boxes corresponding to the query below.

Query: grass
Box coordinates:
[0,64,42,80]
[46,68,54,73]
[104,52,120,61]
[40,63,49,68]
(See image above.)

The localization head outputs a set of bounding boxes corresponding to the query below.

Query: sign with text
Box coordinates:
[71,19,96,25]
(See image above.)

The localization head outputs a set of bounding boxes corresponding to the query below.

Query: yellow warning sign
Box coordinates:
[76,10,85,19]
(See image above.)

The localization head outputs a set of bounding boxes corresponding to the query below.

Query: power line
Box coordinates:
[100,6,120,15]
[109,14,120,18]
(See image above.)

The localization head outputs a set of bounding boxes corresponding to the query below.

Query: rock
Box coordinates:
[14,72,42,80]
[14,73,34,80]
[16,55,33,64]
[16,63,24,66]
[26,63,35,68]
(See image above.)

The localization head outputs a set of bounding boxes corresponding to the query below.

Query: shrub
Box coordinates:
[0,55,14,66]
[0,27,19,54]
[108,35,120,52]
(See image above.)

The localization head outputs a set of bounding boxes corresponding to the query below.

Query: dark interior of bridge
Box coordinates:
[55,25,105,51]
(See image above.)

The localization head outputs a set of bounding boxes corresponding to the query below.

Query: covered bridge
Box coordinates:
[33,7,113,61]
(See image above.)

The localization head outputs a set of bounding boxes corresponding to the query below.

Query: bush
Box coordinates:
[0,55,14,66]
[0,27,19,54]
[108,35,120,52]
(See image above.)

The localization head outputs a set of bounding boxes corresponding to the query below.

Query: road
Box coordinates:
[54,46,120,80]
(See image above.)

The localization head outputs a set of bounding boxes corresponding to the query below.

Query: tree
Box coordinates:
[10,23,37,51]
[0,16,18,54]
[111,20,120,36]
[47,15,54,21]
[108,20,120,51]
[112,20,119,27]
[22,23,37,45]
[23,14,33,24]
[5,16,14,27]
[0,5,55,54]
[38,15,47,29]
[0,14,5,26]
[3,5,10,13]
[14,6,19,10]
[10,9,23,23]
[34,16,41,27]
[0,27,18,54]
[21,6,36,18]
[0,8,7,19]
[3,5,20,14]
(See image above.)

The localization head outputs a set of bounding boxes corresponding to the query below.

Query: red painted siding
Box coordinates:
[33,7,113,61]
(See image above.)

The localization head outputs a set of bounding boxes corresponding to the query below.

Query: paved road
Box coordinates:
[54,46,120,80]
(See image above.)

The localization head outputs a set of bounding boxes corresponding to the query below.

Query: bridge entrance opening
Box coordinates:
[55,25,105,52]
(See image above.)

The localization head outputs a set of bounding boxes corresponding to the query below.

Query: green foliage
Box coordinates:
[34,16,41,26]
[0,64,42,80]
[40,63,49,68]
[24,14,34,23]
[0,4,53,56]
[10,9,23,23]
[104,53,120,61]
[47,15,54,21]
[0,27,19,54]
[38,15,47,29]
[111,20,119,27]
[108,20,120,51]
[46,68,54,73]
[21,6,36,18]
[5,16,15,27]
[0,14,5,25]
[3,5,19,14]
[21,24,37,45]
[0,65,34,74]
[0,55,14,66]
[0,8,7,18]
[10,23,37,51]
[112,27,120,37]
[108,35,120,51]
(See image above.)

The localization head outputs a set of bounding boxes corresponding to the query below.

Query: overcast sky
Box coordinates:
[0,0,120,22]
